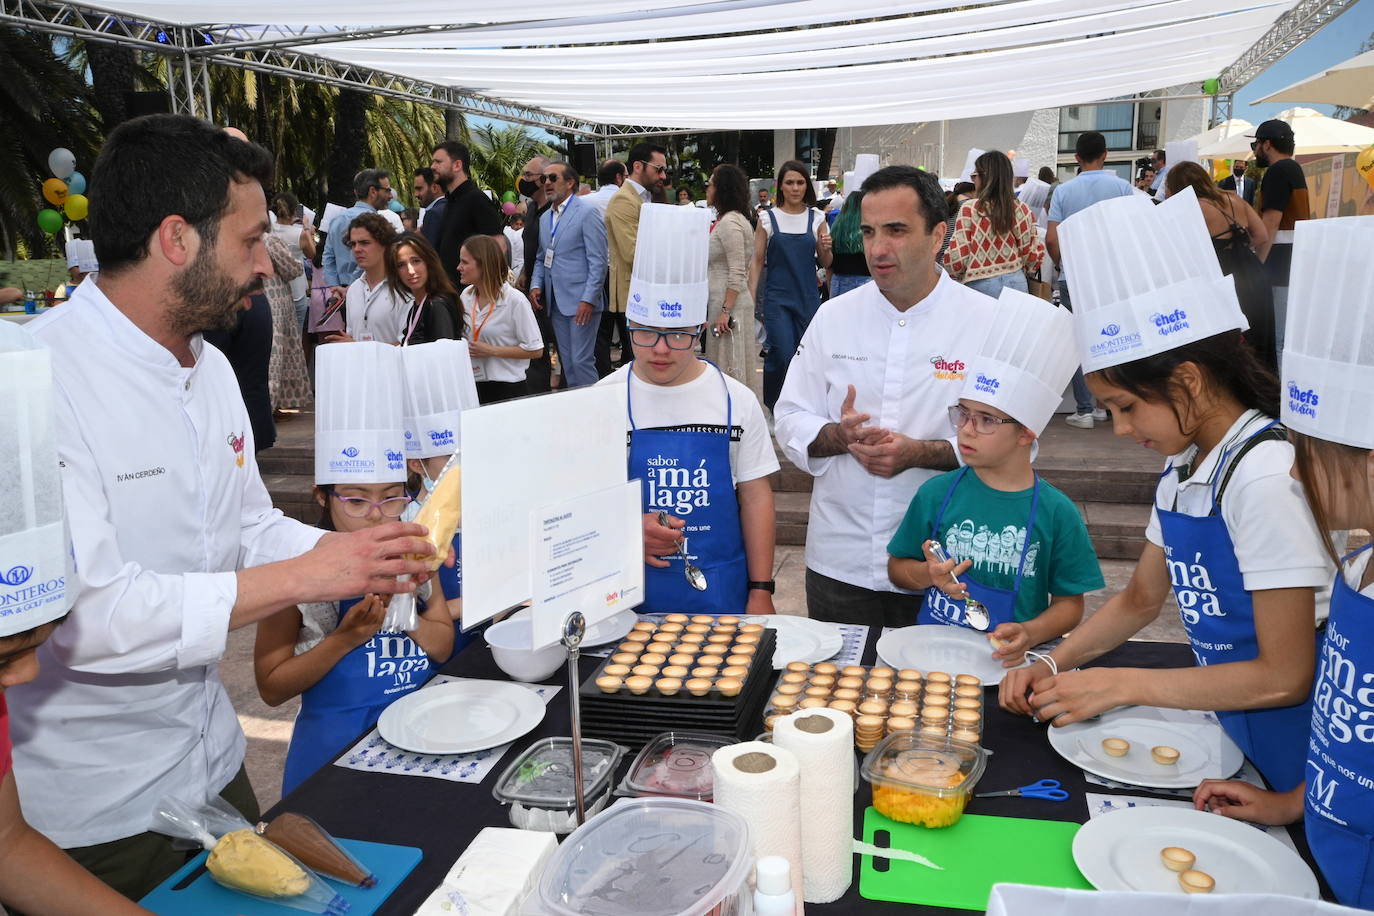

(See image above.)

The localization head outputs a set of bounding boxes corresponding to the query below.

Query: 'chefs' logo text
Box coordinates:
[930,355,966,381]
[385,449,404,471]
[1287,381,1320,419]
[1150,309,1191,337]
[658,300,683,317]
[973,373,1000,395]
[428,428,455,448]
[227,432,245,467]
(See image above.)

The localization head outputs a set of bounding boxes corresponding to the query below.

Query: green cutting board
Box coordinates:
[860,807,1093,910]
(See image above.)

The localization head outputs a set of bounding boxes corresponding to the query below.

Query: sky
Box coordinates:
[1235,0,1374,120]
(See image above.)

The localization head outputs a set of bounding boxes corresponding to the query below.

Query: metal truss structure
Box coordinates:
[1219,0,1359,91]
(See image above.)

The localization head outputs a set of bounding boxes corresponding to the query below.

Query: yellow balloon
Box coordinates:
[42,178,68,206]
[64,194,89,221]
[1358,145,1374,193]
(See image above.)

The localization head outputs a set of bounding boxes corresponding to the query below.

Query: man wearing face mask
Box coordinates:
[515,155,557,392]
[1249,119,1307,359]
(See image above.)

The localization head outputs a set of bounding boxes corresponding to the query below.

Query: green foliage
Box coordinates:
[467,123,557,200]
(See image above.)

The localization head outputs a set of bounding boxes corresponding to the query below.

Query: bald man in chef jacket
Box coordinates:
[8,115,443,901]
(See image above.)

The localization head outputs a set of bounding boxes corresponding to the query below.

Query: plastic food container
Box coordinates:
[616,732,733,801]
[861,732,987,828]
[491,737,626,834]
[538,798,752,916]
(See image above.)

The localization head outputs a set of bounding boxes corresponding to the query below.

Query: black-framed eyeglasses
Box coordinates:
[331,491,413,519]
[948,404,1020,435]
[1250,140,1260,150]
[648,164,668,175]
[629,327,698,350]
[539,174,560,183]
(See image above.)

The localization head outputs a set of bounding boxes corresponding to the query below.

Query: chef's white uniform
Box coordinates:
[774,273,995,594]
[8,279,323,848]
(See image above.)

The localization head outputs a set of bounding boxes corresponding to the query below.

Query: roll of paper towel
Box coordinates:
[712,741,805,910]
[773,708,855,903]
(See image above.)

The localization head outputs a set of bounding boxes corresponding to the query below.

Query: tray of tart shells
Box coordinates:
[577,616,776,749]
[762,661,986,753]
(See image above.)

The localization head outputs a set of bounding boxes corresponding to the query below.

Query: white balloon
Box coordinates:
[47,148,76,180]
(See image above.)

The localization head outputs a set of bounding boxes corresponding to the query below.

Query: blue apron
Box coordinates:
[761,208,822,408]
[1154,422,1314,791]
[918,467,1041,630]
[1305,545,1374,908]
[435,532,478,657]
[628,360,748,614]
[282,597,439,795]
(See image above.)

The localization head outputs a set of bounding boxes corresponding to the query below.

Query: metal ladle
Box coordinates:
[927,542,989,631]
[657,511,707,591]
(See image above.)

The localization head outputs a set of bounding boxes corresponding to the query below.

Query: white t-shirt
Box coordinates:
[462,283,543,383]
[344,276,409,344]
[599,363,780,486]
[1145,409,1334,616]
[760,207,827,238]
[504,226,525,275]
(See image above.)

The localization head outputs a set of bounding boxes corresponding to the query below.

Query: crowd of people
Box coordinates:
[2,107,1372,916]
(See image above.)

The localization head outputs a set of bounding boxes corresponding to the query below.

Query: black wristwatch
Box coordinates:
[747,580,776,593]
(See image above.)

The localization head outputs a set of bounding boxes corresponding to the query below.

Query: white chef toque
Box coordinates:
[626,203,711,328]
[851,154,881,190]
[1281,215,1374,449]
[1013,158,1031,180]
[0,324,72,637]
[401,339,480,459]
[314,341,408,484]
[960,289,1079,436]
[1059,186,1248,374]
[1017,177,1051,212]
[958,148,986,184]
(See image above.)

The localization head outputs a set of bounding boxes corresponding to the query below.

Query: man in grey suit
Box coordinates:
[531,161,608,388]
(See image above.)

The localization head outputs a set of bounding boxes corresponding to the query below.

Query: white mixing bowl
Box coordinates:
[485,618,566,682]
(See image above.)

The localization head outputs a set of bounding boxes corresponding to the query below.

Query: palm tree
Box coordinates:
[0,28,101,259]
[467,123,557,201]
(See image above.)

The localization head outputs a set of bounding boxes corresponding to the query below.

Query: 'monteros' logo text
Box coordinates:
[1100,323,1122,337]
[2,566,33,587]
[341,447,359,458]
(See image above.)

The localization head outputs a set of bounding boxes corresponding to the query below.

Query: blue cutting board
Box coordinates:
[141,837,423,916]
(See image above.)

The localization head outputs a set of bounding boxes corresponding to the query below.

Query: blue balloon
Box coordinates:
[67,171,86,195]
[388,199,405,213]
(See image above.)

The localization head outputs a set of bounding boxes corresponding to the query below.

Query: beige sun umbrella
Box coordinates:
[1197,106,1374,158]
[1186,118,1254,150]
[1256,48,1374,112]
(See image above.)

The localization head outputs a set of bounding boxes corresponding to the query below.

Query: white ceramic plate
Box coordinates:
[743,615,844,668]
[377,680,546,755]
[1048,706,1244,789]
[1073,805,1318,897]
[512,606,638,648]
[875,625,1019,685]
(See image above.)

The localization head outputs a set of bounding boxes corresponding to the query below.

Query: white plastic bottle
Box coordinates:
[753,855,796,916]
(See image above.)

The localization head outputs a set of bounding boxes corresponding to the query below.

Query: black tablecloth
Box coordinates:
[271,632,1320,914]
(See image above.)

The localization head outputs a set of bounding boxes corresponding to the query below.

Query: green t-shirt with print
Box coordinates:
[887,468,1104,622]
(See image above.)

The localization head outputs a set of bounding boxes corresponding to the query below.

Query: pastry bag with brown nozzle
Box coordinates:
[383,451,462,632]
[259,813,377,888]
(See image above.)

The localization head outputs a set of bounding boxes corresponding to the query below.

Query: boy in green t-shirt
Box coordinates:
[887,290,1104,666]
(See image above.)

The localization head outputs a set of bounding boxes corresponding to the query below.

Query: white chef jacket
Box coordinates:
[8,279,323,848]
[344,275,409,345]
[774,273,995,593]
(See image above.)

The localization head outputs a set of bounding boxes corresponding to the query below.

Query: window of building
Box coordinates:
[1058,103,1137,154]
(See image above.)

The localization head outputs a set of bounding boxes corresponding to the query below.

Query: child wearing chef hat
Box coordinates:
[1003,188,1332,794]
[1192,215,1374,908]
[887,290,1103,666]
[257,342,454,795]
[0,324,159,916]
[597,204,780,614]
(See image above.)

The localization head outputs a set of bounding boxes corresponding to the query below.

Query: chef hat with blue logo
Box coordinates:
[0,323,72,637]
[1282,215,1374,449]
[1059,186,1248,374]
[626,203,711,329]
[959,289,1079,436]
[315,341,408,485]
[401,340,480,460]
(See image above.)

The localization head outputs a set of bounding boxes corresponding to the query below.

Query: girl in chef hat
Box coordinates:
[1002,189,1333,795]
[256,342,454,795]
[1192,215,1374,908]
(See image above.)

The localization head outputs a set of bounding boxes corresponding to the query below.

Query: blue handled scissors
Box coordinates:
[975,778,1069,801]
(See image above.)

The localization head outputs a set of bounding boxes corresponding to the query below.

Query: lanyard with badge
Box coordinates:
[543,204,564,269]
[359,280,387,342]
[402,294,427,346]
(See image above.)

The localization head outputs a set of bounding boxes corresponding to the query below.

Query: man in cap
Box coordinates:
[599,204,778,615]
[1249,118,1307,357]
[9,114,441,900]
[774,165,997,627]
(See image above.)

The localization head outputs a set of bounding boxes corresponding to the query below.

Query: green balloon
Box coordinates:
[37,209,64,234]
[502,190,518,203]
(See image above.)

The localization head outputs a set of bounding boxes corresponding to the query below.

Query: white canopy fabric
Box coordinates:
[1256,48,1374,111]
[1185,117,1254,149]
[77,0,1297,129]
[1197,106,1374,157]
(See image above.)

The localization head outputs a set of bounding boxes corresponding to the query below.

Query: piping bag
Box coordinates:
[384,451,461,633]
[258,813,377,888]
[153,796,350,914]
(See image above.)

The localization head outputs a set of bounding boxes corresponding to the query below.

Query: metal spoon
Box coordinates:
[658,511,708,591]
[927,542,990,631]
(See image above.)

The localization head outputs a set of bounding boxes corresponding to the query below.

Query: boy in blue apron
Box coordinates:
[1006,190,1332,793]
[597,204,780,615]
[887,289,1102,665]
[256,343,455,795]
[401,339,481,656]
[1192,216,1374,907]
